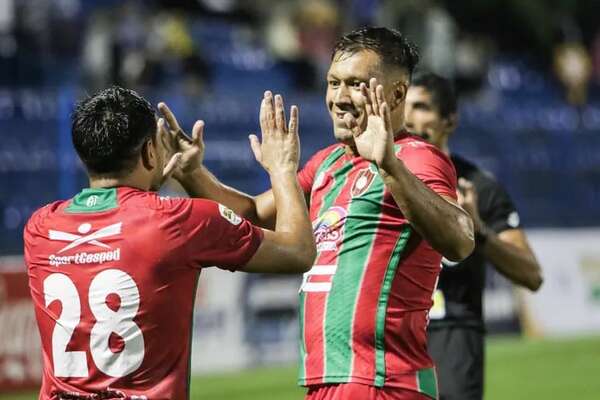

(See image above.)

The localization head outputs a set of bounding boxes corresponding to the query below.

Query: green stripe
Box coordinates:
[298,147,346,385]
[312,147,345,190]
[417,367,438,399]
[323,168,386,381]
[374,227,412,386]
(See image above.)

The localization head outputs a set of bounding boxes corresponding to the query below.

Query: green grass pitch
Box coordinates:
[2,335,598,400]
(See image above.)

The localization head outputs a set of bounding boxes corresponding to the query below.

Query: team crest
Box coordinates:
[218,204,242,225]
[351,168,376,197]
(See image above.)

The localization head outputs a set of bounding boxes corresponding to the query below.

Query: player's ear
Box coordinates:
[390,81,407,111]
[140,138,157,171]
[443,113,458,135]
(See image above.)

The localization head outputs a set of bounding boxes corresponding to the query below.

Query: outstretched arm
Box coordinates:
[346,78,474,261]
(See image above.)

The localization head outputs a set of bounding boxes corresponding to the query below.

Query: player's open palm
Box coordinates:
[157,102,205,180]
[345,78,395,168]
[250,91,300,175]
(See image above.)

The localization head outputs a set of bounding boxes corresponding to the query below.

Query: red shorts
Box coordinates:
[305,383,434,400]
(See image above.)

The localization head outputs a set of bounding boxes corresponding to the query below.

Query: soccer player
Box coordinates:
[24,86,315,399]
[405,72,543,400]
[164,27,474,400]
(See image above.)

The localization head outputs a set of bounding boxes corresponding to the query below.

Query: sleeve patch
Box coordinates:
[218,204,242,225]
[507,211,520,228]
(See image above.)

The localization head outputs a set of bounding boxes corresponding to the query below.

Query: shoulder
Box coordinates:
[396,134,453,166]
[452,155,504,193]
[305,143,344,168]
[25,200,66,229]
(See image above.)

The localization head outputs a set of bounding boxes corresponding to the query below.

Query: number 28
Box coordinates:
[43,269,145,378]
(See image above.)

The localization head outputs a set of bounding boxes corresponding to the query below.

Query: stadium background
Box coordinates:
[1,0,599,398]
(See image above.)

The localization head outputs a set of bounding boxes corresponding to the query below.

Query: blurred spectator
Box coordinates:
[377,0,457,79]
[82,1,208,94]
[265,0,341,91]
[554,42,592,106]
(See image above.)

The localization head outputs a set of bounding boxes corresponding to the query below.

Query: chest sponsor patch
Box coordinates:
[313,206,347,252]
[218,204,242,225]
[351,167,377,197]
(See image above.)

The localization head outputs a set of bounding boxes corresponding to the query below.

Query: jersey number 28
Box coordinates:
[43,269,144,378]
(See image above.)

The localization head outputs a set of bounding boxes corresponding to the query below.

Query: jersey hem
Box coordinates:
[299,374,428,389]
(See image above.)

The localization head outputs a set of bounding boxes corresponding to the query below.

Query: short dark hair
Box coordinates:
[72,87,156,175]
[332,27,420,76]
[411,72,457,118]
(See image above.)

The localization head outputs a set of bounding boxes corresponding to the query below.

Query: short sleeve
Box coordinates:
[177,199,264,271]
[398,142,458,199]
[478,180,521,233]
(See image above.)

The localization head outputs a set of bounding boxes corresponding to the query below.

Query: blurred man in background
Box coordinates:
[164,27,474,400]
[24,87,315,399]
[405,72,543,400]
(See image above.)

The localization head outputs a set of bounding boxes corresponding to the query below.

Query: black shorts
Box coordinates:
[427,326,484,400]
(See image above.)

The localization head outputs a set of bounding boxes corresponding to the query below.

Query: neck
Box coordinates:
[89,175,148,191]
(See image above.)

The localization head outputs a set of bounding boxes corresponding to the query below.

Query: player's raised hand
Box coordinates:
[249,91,300,175]
[344,77,395,168]
[157,102,205,181]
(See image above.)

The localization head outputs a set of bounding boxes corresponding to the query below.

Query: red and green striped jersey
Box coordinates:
[296,133,457,399]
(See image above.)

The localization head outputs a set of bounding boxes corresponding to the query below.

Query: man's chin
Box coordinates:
[333,127,355,144]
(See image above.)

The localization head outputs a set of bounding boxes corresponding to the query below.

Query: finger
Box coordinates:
[158,119,172,148]
[376,84,385,110]
[158,102,181,132]
[248,134,262,163]
[360,82,373,116]
[369,78,379,116]
[274,94,287,133]
[288,105,299,135]
[380,102,393,135]
[264,91,275,131]
[192,120,205,147]
[343,113,361,137]
[162,152,182,178]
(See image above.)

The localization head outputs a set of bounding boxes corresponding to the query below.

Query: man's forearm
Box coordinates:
[270,171,315,264]
[480,228,543,291]
[178,166,260,223]
[379,159,474,261]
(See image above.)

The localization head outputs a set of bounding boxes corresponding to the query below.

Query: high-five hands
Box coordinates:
[249,91,300,175]
[157,102,205,181]
[343,77,396,169]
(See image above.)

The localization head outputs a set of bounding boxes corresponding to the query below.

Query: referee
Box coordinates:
[405,72,543,400]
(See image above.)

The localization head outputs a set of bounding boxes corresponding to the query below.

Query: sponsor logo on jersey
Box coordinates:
[218,204,242,225]
[49,222,122,253]
[351,167,376,197]
[313,206,347,251]
[48,248,121,267]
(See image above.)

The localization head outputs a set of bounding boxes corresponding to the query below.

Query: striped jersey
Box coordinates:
[296,133,457,399]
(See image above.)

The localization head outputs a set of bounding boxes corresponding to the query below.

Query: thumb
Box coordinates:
[343,113,361,137]
[248,134,262,163]
[162,152,182,179]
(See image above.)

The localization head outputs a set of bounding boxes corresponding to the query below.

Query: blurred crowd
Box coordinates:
[1,0,600,105]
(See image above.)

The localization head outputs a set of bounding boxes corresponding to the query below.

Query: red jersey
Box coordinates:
[24,187,263,400]
[296,133,457,399]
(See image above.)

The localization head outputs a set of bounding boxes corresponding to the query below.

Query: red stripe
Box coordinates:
[303,154,357,384]
[384,240,441,386]
[349,201,404,383]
